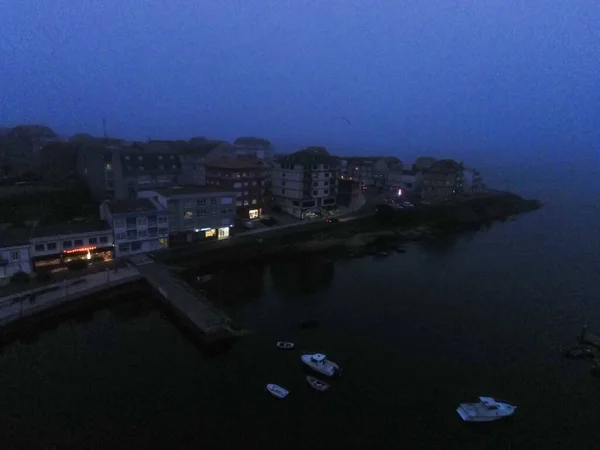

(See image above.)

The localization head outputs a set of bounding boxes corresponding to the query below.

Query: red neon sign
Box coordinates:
[63,246,97,254]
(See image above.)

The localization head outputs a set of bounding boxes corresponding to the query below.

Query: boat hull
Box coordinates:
[267,384,289,399]
[301,354,339,377]
[457,402,516,422]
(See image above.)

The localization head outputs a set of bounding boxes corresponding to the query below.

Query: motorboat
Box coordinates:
[277,341,295,350]
[307,375,330,392]
[563,346,594,359]
[301,353,340,377]
[457,397,516,422]
[266,384,289,399]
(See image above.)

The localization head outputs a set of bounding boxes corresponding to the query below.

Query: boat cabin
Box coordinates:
[311,354,327,363]
[479,397,500,409]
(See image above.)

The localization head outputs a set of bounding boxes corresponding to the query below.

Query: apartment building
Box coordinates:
[271,147,338,218]
[205,156,267,219]
[421,159,464,201]
[232,137,274,160]
[100,198,169,258]
[0,229,32,282]
[29,222,114,273]
[178,140,232,186]
[76,139,182,200]
[138,186,236,244]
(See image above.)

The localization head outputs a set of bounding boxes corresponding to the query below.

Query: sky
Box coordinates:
[1,0,599,163]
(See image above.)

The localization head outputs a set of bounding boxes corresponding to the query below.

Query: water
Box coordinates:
[1,162,600,449]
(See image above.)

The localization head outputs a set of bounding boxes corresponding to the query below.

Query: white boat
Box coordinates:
[301,353,340,377]
[306,375,330,392]
[266,384,289,399]
[457,397,517,422]
[276,341,295,350]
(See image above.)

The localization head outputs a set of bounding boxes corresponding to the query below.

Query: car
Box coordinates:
[361,185,368,191]
[260,217,277,226]
[243,220,255,229]
[326,218,339,223]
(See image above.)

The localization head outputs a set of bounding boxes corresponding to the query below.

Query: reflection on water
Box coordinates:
[270,258,335,296]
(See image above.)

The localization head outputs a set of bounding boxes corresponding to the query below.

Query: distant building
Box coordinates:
[387,167,418,196]
[233,137,274,160]
[271,147,338,218]
[76,140,183,200]
[205,157,267,219]
[29,222,114,273]
[137,186,236,244]
[100,198,169,258]
[177,140,232,186]
[0,229,32,282]
[420,159,464,201]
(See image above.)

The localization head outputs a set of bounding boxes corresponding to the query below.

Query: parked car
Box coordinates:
[260,217,277,226]
[244,220,255,229]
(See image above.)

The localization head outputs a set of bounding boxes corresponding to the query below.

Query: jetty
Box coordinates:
[128,254,232,337]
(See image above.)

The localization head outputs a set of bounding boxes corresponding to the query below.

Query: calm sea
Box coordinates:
[1,160,599,449]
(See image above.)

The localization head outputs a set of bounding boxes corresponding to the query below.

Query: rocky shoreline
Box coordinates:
[170,191,541,269]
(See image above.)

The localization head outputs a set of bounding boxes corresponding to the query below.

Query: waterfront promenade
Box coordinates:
[0,266,142,328]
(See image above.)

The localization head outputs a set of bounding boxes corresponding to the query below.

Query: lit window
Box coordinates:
[236,201,242,206]
[243,200,249,205]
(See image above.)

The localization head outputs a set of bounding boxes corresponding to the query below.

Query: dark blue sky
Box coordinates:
[2,1,599,161]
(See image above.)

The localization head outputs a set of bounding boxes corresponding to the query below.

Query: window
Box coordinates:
[324,181,329,186]
[197,209,207,216]
[252,199,257,204]
[119,244,130,253]
[35,244,44,252]
[236,192,242,198]
[324,189,329,195]
[281,189,286,194]
[137,217,147,226]
[221,209,228,215]
[87,237,97,245]
[131,242,142,251]
[158,216,168,223]
[210,198,217,205]
[126,218,137,228]
[115,232,127,241]
[313,190,318,195]
[252,181,257,186]
[282,181,286,186]
[47,242,57,251]
[183,201,194,208]
[313,182,318,187]
[236,200,242,206]
[324,164,330,170]
[227,208,233,214]
[243,200,249,206]
[100,236,108,244]
[243,191,249,195]
[282,172,286,177]
[114,219,125,228]
[11,251,19,261]
[74,239,83,247]
[325,173,330,178]
[127,230,137,240]
[138,230,148,238]
[158,227,168,235]
[148,227,158,237]
[220,197,233,204]
[63,241,73,249]
[197,199,206,206]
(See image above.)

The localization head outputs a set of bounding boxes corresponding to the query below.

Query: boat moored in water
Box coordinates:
[266,384,289,399]
[457,397,516,423]
[301,353,340,377]
[276,341,295,350]
[306,375,330,391]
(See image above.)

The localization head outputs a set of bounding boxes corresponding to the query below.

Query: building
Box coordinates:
[138,186,236,244]
[100,198,169,258]
[346,158,374,186]
[387,167,418,196]
[205,157,267,219]
[0,229,32,282]
[29,222,114,273]
[76,139,183,201]
[337,178,361,208]
[232,137,274,160]
[271,147,338,218]
[420,159,464,201]
[461,167,487,194]
[177,139,232,186]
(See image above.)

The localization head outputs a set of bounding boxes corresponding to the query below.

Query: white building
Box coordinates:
[0,229,32,282]
[271,147,338,218]
[100,198,169,258]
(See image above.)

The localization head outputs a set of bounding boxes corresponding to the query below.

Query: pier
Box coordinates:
[128,254,232,337]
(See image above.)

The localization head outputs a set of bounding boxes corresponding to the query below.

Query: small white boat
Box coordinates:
[266,384,289,399]
[301,353,340,377]
[457,397,516,422]
[276,341,295,350]
[307,375,330,392]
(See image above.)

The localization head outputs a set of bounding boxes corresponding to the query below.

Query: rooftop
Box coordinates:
[0,228,31,248]
[32,221,110,239]
[205,156,266,170]
[233,137,272,147]
[145,185,236,197]
[285,147,336,165]
[427,159,462,173]
[105,198,159,215]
